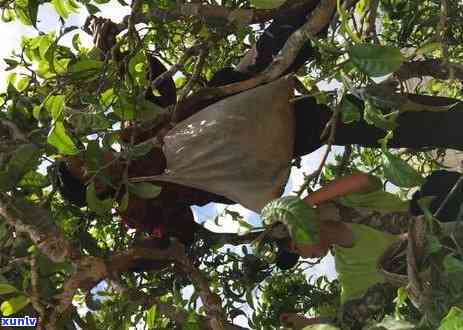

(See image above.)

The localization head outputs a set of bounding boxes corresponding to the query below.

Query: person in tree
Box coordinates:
[264,170,463,329]
[58,4,463,247]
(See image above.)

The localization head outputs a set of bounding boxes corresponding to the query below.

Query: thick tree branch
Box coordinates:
[395,59,463,82]
[0,198,75,263]
[114,1,320,32]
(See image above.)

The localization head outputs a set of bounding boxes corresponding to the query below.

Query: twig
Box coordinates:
[298,103,341,195]
[151,43,205,91]
[433,174,463,219]
[365,0,379,42]
[178,48,208,101]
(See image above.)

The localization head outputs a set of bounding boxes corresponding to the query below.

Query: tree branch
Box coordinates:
[175,0,336,117]
[0,198,75,263]
[395,59,463,82]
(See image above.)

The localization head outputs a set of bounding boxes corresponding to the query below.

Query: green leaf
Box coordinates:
[44,94,65,120]
[15,0,39,26]
[113,91,135,120]
[383,151,424,188]
[261,196,319,244]
[439,306,463,330]
[52,0,70,18]
[100,88,117,108]
[340,96,361,123]
[69,59,103,77]
[128,182,162,199]
[15,76,30,92]
[0,284,18,295]
[19,171,49,189]
[250,0,286,9]
[443,255,463,276]
[128,51,146,87]
[349,44,405,77]
[338,189,409,213]
[364,100,398,130]
[48,122,79,155]
[119,192,129,212]
[145,305,156,329]
[0,144,42,192]
[86,182,113,215]
[416,42,442,56]
[337,0,360,43]
[0,295,30,316]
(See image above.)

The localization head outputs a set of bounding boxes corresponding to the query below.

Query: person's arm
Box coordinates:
[303,172,376,206]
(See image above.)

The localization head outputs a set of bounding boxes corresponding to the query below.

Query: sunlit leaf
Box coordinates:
[15,76,30,92]
[14,0,39,27]
[439,306,463,330]
[19,171,49,189]
[44,94,65,120]
[47,121,79,155]
[0,295,30,316]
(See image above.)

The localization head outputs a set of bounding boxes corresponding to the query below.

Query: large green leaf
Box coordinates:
[51,0,79,19]
[261,196,319,244]
[0,295,30,316]
[44,94,65,120]
[47,121,79,155]
[14,0,39,27]
[349,44,405,77]
[439,306,463,330]
[338,189,409,213]
[250,0,286,9]
[128,182,162,199]
[383,151,424,188]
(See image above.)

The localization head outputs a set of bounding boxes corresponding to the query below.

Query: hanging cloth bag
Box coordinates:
[132,76,295,212]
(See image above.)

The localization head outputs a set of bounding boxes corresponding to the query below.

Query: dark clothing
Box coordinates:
[292,95,463,157]
[410,170,463,222]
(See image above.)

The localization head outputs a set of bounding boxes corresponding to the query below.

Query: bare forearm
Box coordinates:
[303,172,375,206]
